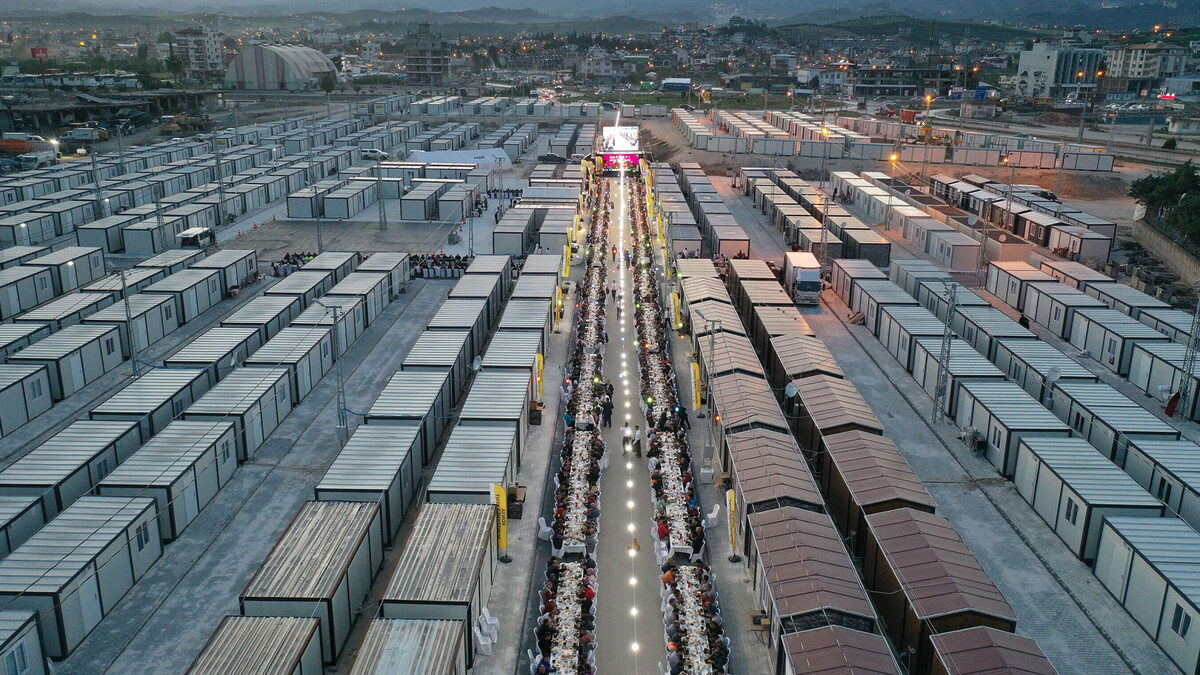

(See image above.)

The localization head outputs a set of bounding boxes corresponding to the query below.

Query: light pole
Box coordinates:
[885,153,898,231]
[313,299,347,442]
[921,94,932,183]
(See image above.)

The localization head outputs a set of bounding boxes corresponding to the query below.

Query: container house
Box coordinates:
[220,295,303,343]
[1014,437,1164,561]
[88,367,210,438]
[134,248,207,275]
[786,375,883,459]
[929,627,1055,675]
[457,370,532,468]
[1038,259,1112,291]
[8,324,122,401]
[0,419,142,517]
[764,334,842,395]
[402,330,471,409]
[780,627,900,675]
[990,338,1097,405]
[315,424,421,545]
[427,300,489,363]
[1122,439,1200,533]
[192,249,259,294]
[0,365,52,438]
[379,503,496,667]
[76,214,137,253]
[302,251,359,284]
[953,381,1072,477]
[875,305,946,371]
[848,280,918,335]
[326,272,389,326]
[143,268,224,324]
[349,619,467,675]
[0,247,50,270]
[357,252,410,298]
[831,259,886,307]
[0,611,46,675]
[15,292,113,333]
[449,274,504,328]
[464,255,513,295]
[1067,308,1170,375]
[365,370,452,468]
[911,338,1006,415]
[163,326,262,386]
[425,425,516,504]
[0,496,160,658]
[188,616,322,675]
[985,261,1054,312]
[182,367,293,461]
[1093,517,1200,675]
[264,270,335,310]
[928,230,981,272]
[239,501,383,664]
[1047,381,1179,464]
[497,299,553,348]
[96,419,237,541]
[0,497,45,559]
[1022,282,1107,339]
[290,295,364,359]
[0,324,50,360]
[1084,282,1171,321]
[889,259,951,298]
[722,428,824,556]
[82,267,166,301]
[916,280,991,323]
[81,294,180,358]
[861,508,1017,675]
[1138,308,1195,344]
[24,247,105,294]
[0,267,54,320]
[244,326,335,404]
[949,306,1036,361]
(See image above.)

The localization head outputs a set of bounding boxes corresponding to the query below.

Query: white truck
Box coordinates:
[784,251,822,304]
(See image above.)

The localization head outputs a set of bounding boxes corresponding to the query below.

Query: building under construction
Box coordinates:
[402,24,451,86]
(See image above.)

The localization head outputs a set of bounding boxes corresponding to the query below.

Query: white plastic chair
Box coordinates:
[474,626,493,656]
[704,504,721,529]
[537,517,554,541]
[481,607,500,639]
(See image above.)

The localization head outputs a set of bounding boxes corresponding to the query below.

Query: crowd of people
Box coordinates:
[534,175,611,675]
[629,172,730,674]
[270,251,317,276]
[411,253,471,278]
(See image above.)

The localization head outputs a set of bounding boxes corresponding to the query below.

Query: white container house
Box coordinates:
[874,305,947,372]
[830,259,886,307]
[1022,282,1107,339]
[457,369,532,468]
[15,292,113,333]
[0,267,54,321]
[889,258,950,298]
[1067,308,1171,376]
[24,246,105,295]
[1094,517,1200,675]
[163,325,263,386]
[134,247,207,275]
[848,280,918,335]
[8,324,122,401]
[189,616,322,675]
[379,503,496,667]
[81,293,180,358]
[0,498,45,560]
[239,501,383,664]
[949,306,1036,361]
[76,214,137,253]
[302,251,359,284]
[0,323,50,360]
[220,294,303,343]
[990,338,1098,405]
[183,367,293,461]
[1127,341,1200,421]
[402,330,472,409]
[911,338,1006,415]
[1122,439,1200,533]
[0,365,52,438]
[316,424,421,545]
[1038,259,1112,291]
[365,369,452,468]
[290,295,364,359]
[326,272,389,326]
[350,618,467,675]
[1084,282,1171,321]
[1014,437,1164,561]
[82,267,166,302]
[1048,381,1180,464]
[192,249,259,295]
[357,252,410,298]
[0,496,160,659]
[264,270,335,310]
[0,419,142,517]
[953,380,1072,477]
[1138,308,1195,344]
[426,424,515,504]
[0,611,46,675]
[0,246,50,270]
[96,419,237,541]
[985,261,1054,312]
[915,279,991,323]
[143,268,224,324]
[244,326,335,404]
[88,367,211,438]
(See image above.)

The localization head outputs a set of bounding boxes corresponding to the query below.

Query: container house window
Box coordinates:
[209,278,219,294]
[29,380,43,400]
[1052,306,1062,321]
[90,253,101,269]
[96,458,110,479]
[278,386,288,406]
[104,336,116,356]
[163,304,173,320]
[990,426,1001,448]
[1173,605,1192,638]
[221,439,232,463]
[4,643,28,675]
[1156,480,1174,503]
[37,277,47,291]
[1064,498,1079,525]
[135,522,150,551]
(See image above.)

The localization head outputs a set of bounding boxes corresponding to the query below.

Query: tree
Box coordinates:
[165,55,184,78]
[137,43,150,63]
[1130,161,1200,245]
[319,72,337,94]
[1163,137,1178,150]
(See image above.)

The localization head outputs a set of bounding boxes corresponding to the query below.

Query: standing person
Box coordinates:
[601,396,614,428]
[601,328,608,344]
[676,406,690,431]
[605,379,615,397]
[621,423,632,455]
[633,425,643,457]
[611,244,617,262]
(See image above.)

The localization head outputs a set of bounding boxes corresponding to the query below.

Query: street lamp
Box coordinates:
[885,153,898,230]
[921,94,933,183]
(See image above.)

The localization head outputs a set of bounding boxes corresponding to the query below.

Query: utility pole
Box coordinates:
[211,136,228,231]
[933,280,957,423]
[1179,282,1200,418]
[116,126,126,174]
[376,155,387,232]
[153,182,167,250]
[89,145,106,219]
[120,269,141,377]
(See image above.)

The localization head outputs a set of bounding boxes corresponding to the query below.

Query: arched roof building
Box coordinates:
[224,45,336,91]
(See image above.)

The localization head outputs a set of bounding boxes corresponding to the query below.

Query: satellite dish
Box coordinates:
[471,356,482,372]
[1045,367,1061,385]
[784,381,798,398]
[968,215,978,226]
[998,234,1007,243]
[904,189,912,196]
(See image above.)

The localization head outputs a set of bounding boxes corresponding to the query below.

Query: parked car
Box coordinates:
[538,153,567,164]
[361,148,389,160]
